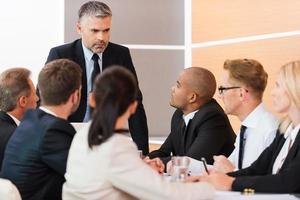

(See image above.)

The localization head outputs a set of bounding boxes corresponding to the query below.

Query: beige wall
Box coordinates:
[64,0,300,135]
[192,0,300,132]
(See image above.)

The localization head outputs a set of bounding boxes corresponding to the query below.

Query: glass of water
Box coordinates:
[171,156,190,181]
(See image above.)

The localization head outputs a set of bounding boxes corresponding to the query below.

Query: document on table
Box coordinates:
[187,157,212,175]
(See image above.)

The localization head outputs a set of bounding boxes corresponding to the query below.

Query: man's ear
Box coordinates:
[76,21,82,34]
[189,92,197,104]
[239,88,248,101]
[70,89,80,104]
[18,96,27,108]
[129,100,138,115]
[88,92,96,108]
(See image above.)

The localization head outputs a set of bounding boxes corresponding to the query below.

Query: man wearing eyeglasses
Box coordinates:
[148,67,236,165]
[213,59,278,173]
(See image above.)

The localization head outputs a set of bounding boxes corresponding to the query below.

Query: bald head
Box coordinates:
[183,67,216,103]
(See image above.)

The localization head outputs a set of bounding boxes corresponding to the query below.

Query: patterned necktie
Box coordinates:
[238,125,247,169]
[91,53,100,87]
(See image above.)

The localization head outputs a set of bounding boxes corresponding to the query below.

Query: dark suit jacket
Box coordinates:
[45,39,149,154]
[0,111,17,170]
[228,129,300,193]
[148,99,236,165]
[0,108,76,200]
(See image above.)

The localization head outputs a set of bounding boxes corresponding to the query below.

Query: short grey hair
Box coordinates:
[78,1,112,21]
[0,68,31,112]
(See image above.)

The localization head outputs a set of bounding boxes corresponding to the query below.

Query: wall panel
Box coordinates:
[192,36,300,131]
[192,0,300,42]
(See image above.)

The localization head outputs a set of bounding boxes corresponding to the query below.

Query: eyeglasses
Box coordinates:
[218,86,241,95]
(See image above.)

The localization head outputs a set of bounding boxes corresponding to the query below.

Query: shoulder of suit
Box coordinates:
[199,99,224,113]
[172,109,183,119]
[193,99,227,120]
[27,109,75,133]
[50,39,81,52]
[105,42,129,53]
[0,111,15,125]
[47,117,75,132]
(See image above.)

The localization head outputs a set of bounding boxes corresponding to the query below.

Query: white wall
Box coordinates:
[0,0,64,84]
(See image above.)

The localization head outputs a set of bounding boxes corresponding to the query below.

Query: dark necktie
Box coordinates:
[91,53,100,86]
[238,125,247,169]
[182,119,187,135]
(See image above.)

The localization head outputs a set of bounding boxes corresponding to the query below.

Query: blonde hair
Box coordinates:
[278,60,300,133]
[223,59,268,99]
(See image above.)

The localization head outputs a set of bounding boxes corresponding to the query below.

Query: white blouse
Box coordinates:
[63,122,214,200]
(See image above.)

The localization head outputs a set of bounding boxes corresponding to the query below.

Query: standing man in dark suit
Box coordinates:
[0,68,38,170]
[46,1,149,154]
[1,59,82,200]
[148,67,235,165]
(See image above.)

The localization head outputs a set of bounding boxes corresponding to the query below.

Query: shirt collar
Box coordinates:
[81,41,102,62]
[242,103,265,129]
[183,109,199,126]
[39,106,58,117]
[284,123,300,140]
[7,113,20,126]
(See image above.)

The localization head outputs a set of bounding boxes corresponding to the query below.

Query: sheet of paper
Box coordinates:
[187,157,213,176]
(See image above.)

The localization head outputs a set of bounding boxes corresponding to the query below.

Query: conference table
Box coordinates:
[214,191,299,200]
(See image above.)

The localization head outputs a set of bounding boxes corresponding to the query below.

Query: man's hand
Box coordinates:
[185,171,234,191]
[199,171,234,191]
[213,155,235,173]
[143,157,165,174]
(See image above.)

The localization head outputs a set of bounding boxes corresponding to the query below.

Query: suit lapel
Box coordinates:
[269,134,286,169]
[280,130,300,170]
[74,39,88,117]
[75,39,87,84]
[102,42,112,70]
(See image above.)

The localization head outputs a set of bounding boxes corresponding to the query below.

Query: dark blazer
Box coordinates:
[46,39,149,154]
[0,111,17,170]
[148,99,235,164]
[228,129,300,193]
[0,108,76,200]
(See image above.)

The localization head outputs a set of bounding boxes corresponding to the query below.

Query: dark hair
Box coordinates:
[38,59,82,106]
[88,66,138,148]
[185,67,216,103]
[0,68,31,112]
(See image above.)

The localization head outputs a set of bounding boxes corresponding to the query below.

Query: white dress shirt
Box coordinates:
[272,124,300,174]
[228,103,278,169]
[39,106,57,117]
[81,42,102,122]
[183,109,199,126]
[63,122,214,200]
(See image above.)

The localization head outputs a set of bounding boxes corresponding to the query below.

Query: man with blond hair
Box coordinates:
[213,59,278,173]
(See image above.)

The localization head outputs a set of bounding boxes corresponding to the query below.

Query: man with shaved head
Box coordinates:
[148,67,235,165]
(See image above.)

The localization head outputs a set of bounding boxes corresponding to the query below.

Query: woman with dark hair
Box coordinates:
[63,66,214,200]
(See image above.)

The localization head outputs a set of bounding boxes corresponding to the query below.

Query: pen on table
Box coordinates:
[201,157,209,174]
